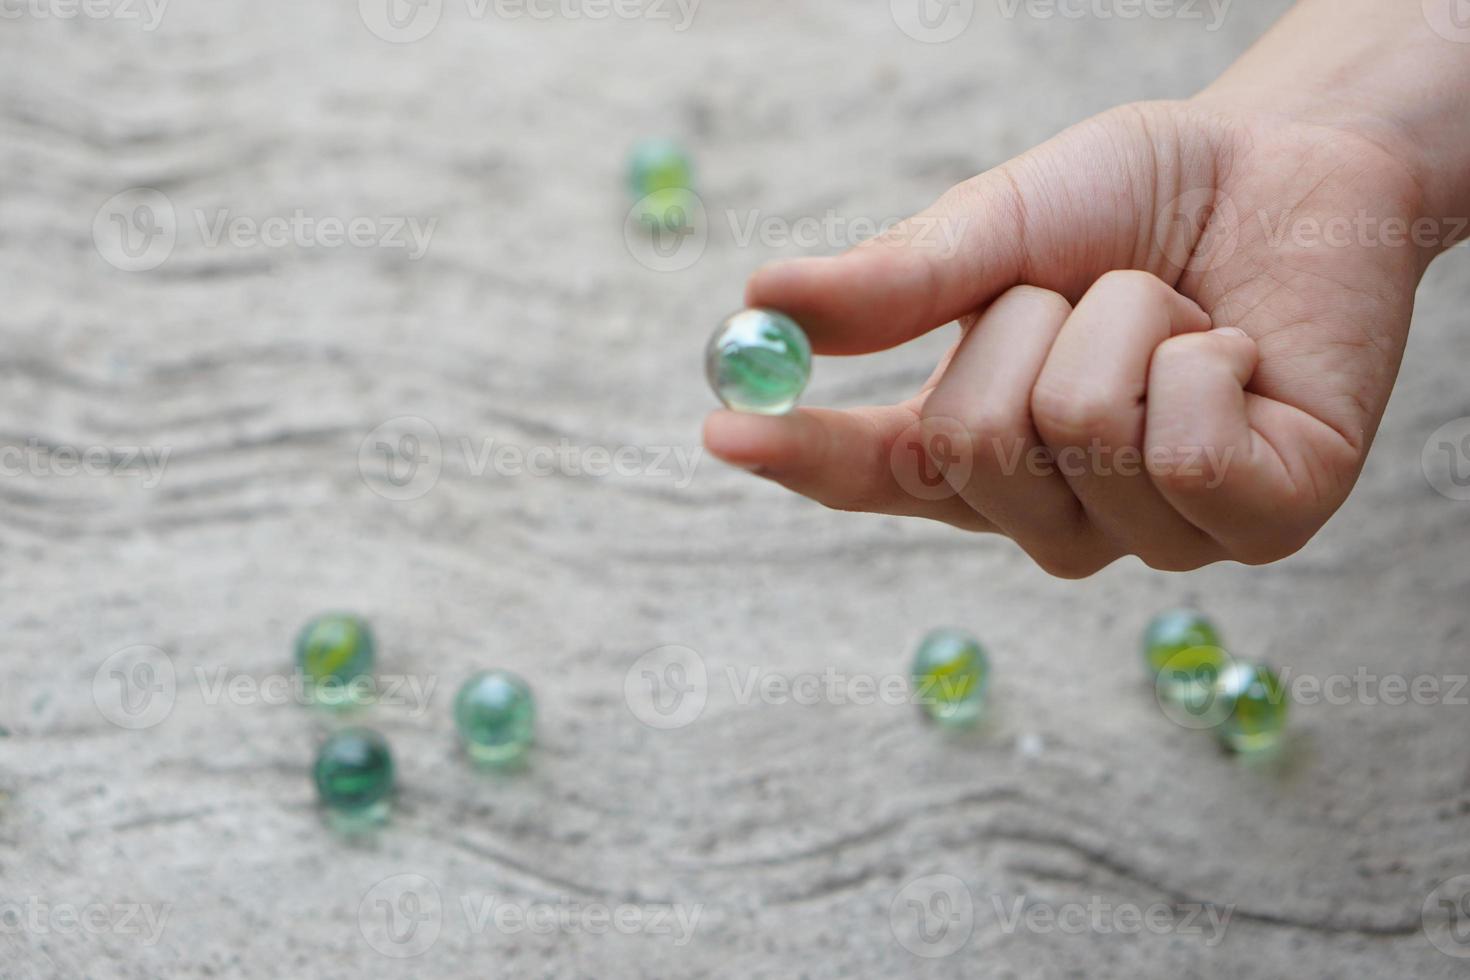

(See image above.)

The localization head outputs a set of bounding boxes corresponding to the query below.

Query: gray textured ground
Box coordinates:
[3,0,1470,977]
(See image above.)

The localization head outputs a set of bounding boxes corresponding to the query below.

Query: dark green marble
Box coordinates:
[313,728,394,816]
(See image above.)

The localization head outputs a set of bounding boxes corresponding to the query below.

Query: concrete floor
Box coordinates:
[3,0,1470,976]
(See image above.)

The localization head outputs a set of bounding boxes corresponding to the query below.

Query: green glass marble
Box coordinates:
[627,138,693,199]
[1143,609,1226,704]
[313,728,393,821]
[295,613,376,708]
[1213,662,1289,754]
[631,186,700,239]
[705,309,812,415]
[454,670,535,766]
[910,628,989,729]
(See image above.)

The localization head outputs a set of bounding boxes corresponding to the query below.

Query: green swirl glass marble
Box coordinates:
[626,139,698,243]
[313,728,394,824]
[1212,662,1288,754]
[705,309,812,415]
[911,628,989,729]
[295,613,376,708]
[454,670,536,766]
[1142,609,1225,704]
[628,138,693,199]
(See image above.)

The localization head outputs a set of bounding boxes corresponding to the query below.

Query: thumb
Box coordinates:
[743,105,1214,357]
[745,166,1030,356]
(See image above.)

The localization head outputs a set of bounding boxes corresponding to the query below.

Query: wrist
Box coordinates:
[1197,0,1470,241]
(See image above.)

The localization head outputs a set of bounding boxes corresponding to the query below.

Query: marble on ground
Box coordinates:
[2,1,1470,977]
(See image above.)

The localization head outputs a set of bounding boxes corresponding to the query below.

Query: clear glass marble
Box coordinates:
[705,309,812,415]
[454,670,535,767]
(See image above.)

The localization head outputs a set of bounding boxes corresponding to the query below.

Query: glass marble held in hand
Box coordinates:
[1142,609,1226,704]
[910,627,990,729]
[1212,662,1288,754]
[454,670,536,767]
[313,727,394,825]
[295,613,376,708]
[705,309,812,415]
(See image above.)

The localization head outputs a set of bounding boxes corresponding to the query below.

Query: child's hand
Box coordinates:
[703,95,1444,576]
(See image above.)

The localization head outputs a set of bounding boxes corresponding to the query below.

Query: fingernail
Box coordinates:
[1213,327,1249,338]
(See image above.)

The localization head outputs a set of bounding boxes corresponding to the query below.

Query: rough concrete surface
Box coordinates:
[2,0,1470,977]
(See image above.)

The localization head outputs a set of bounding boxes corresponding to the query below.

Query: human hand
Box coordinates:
[703,92,1443,576]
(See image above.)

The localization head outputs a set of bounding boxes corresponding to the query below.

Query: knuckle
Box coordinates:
[1151,330,1234,379]
[1029,545,1114,580]
[1093,268,1168,304]
[921,394,1028,476]
[1147,445,1226,495]
[1234,540,1306,567]
[1229,521,1319,567]
[966,413,1029,475]
[1150,331,1205,370]
[1030,382,1114,445]
[994,285,1072,323]
[926,397,1024,452]
[1135,547,1210,573]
